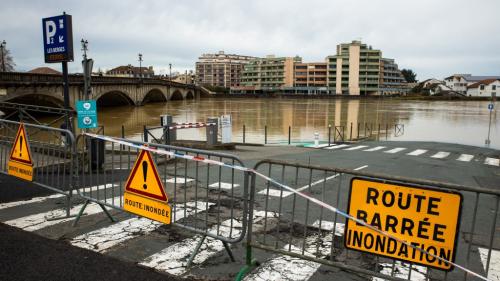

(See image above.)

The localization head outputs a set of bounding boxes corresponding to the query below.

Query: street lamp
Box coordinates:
[169,63,172,81]
[81,39,88,60]
[138,53,143,79]
[0,40,6,72]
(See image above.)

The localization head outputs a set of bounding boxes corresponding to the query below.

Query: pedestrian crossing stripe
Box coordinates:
[8,123,34,181]
[124,149,171,224]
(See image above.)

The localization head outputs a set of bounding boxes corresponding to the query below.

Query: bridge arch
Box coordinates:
[186,91,194,99]
[97,90,135,107]
[170,90,183,101]
[6,93,65,108]
[142,88,167,105]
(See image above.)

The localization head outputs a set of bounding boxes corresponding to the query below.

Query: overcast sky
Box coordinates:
[1,0,499,80]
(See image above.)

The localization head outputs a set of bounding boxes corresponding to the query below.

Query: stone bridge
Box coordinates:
[0,72,200,109]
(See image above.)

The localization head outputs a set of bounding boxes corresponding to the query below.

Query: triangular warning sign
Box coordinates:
[125,149,168,202]
[9,123,33,166]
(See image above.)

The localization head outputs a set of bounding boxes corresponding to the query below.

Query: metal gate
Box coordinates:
[238,159,499,281]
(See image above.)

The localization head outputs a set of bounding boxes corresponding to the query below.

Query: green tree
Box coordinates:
[401,69,417,83]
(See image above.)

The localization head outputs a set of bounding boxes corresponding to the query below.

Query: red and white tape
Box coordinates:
[168,122,216,130]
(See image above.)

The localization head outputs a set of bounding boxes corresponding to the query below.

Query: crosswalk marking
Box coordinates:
[372,261,428,281]
[314,144,330,148]
[4,196,121,232]
[310,220,345,236]
[407,149,428,156]
[70,201,213,253]
[384,147,406,154]
[324,144,349,150]
[431,151,450,159]
[243,234,332,281]
[140,211,276,276]
[457,154,474,162]
[165,177,194,184]
[479,247,500,280]
[363,146,386,152]
[258,188,293,197]
[485,157,500,166]
[344,145,368,151]
[208,182,240,190]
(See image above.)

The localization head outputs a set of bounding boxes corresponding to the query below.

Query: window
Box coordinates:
[493,85,497,90]
[480,85,485,90]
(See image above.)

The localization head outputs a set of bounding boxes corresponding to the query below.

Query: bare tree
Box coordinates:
[0,44,16,72]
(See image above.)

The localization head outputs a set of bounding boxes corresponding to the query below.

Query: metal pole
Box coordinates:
[357,122,360,139]
[62,61,71,135]
[386,123,388,140]
[243,124,246,143]
[264,125,267,144]
[328,124,331,145]
[138,53,143,80]
[486,106,493,146]
[288,125,291,145]
[349,122,353,140]
[378,124,381,140]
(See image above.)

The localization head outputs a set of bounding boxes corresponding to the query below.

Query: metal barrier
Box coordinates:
[238,159,499,281]
[74,133,250,265]
[0,119,76,218]
[0,101,74,129]
[334,125,345,142]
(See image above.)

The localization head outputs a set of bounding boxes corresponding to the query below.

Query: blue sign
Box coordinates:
[76,100,98,129]
[488,103,494,111]
[42,14,74,63]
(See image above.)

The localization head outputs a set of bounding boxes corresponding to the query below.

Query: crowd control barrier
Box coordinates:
[237,159,499,281]
[74,133,250,265]
[0,119,76,218]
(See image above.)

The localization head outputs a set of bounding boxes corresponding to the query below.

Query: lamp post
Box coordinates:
[169,63,172,81]
[138,53,143,80]
[0,40,6,72]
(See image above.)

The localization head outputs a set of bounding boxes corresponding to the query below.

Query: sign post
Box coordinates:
[42,13,74,135]
[486,103,494,145]
[345,178,462,271]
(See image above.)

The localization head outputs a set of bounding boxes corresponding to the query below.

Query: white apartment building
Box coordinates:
[444,74,500,95]
[467,79,499,97]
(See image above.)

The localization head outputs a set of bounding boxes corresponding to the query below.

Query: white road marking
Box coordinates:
[0,183,119,211]
[70,201,213,253]
[431,151,450,159]
[140,211,275,276]
[372,261,428,281]
[485,157,500,166]
[479,247,500,280]
[407,149,428,156]
[363,146,386,152]
[314,144,330,148]
[165,177,194,184]
[310,220,345,236]
[344,145,368,151]
[243,234,333,281]
[384,147,406,154]
[258,188,293,197]
[208,182,240,190]
[457,154,474,162]
[324,144,349,150]
[4,196,121,232]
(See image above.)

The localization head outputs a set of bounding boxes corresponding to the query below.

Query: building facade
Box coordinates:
[235,55,302,93]
[466,79,499,97]
[327,40,407,96]
[444,74,500,95]
[106,65,155,78]
[195,51,256,88]
[292,62,328,94]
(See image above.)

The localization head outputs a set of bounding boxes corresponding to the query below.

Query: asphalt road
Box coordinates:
[0,140,498,281]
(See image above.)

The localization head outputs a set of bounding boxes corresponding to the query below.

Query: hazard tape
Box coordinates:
[83,132,492,281]
[169,123,216,130]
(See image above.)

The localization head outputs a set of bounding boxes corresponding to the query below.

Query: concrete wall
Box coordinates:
[348,44,360,95]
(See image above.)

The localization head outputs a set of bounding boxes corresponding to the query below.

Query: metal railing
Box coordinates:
[0,119,76,218]
[74,133,251,266]
[238,159,499,281]
[0,101,74,129]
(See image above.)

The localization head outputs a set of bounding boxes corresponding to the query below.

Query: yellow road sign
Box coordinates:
[123,149,171,224]
[345,178,462,271]
[8,123,33,181]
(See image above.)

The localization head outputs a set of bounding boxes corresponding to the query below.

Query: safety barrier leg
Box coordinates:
[186,235,207,268]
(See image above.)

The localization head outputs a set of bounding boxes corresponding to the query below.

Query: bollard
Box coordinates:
[349,122,353,140]
[386,123,389,140]
[288,126,291,145]
[243,124,246,144]
[121,125,125,138]
[357,122,360,139]
[264,125,267,144]
[143,125,148,142]
[206,117,218,145]
[314,132,319,147]
[328,124,331,145]
[378,124,381,140]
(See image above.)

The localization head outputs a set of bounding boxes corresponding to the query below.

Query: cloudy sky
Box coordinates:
[1,0,499,79]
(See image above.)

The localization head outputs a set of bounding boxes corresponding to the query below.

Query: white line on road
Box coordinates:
[457,154,474,162]
[4,196,121,232]
[431,151,450,159]
[165,177,194,184]
[344,145,368,151]
[324,144,349,150]
[407,149,428,156]
[479,247,500,280]
[208,182,240,190]
[485,157,500,166]
[363,146,386,152]
[384,147,406,154]
[258,188,293,197]
[70,201,213,253]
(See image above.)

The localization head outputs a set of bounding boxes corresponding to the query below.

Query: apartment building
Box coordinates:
[195,51,256,88]
[235,55,302,93]
[106,65,155,78]
[466,79,499,97]
[292,62,328,94]
[444,74,500,95]
[327,40,407,95]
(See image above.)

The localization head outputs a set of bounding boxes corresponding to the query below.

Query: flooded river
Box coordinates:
[94,98,498,149]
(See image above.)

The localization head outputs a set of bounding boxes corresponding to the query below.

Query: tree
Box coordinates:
[401,69,417,83]
[0,46,16,72]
